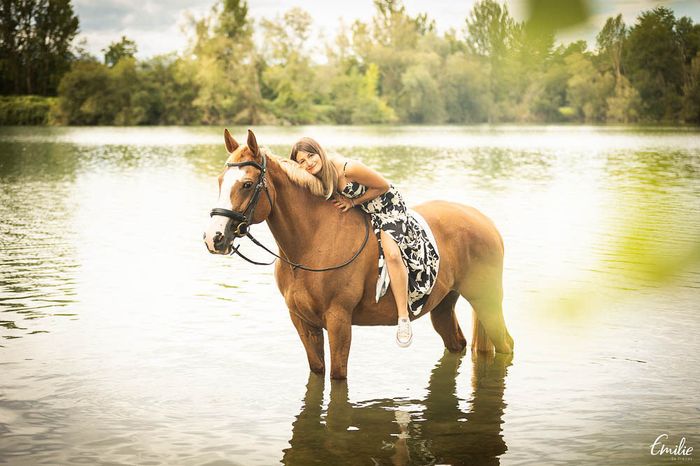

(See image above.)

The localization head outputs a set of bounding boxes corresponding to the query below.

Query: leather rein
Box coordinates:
[209,154,370,272]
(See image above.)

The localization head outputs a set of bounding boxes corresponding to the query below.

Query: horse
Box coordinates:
[283,351,512,464]
[204,129,514,379]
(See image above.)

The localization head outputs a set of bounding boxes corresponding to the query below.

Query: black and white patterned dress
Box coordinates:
[341,176,440,315]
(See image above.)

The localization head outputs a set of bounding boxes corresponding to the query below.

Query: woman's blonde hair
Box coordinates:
[289,137,338,199]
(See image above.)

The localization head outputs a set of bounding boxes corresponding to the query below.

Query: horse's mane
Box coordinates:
[262,148,328,199]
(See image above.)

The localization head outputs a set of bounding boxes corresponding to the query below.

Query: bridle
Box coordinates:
[209,153,370,272]
[210,155,272,239]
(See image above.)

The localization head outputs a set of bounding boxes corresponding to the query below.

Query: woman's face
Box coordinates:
[295,150,322,176]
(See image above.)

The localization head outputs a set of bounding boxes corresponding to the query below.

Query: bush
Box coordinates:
[0,96,57,125]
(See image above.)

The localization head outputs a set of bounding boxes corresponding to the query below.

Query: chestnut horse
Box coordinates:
[204,130,513,379]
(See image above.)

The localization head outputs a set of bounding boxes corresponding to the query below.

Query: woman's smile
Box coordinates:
[296,150,322,175]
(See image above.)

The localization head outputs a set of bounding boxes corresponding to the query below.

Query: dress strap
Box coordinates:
[343,161,348,175]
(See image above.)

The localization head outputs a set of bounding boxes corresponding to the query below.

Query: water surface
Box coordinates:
[1,126,699,465]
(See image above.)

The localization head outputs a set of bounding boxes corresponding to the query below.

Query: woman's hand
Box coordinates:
[332,195,355,212]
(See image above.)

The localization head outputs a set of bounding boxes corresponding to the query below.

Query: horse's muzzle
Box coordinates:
[204,215,235,255]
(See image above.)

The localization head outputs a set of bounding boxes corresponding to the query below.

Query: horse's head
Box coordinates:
[204,129,274,255]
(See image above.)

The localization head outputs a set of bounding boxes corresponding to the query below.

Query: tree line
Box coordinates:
[1,0,700,125]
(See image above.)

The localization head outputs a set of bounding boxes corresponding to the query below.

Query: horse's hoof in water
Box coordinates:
[310,365,325,375]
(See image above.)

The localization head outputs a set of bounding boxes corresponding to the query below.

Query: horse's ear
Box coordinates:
[224,128,239,154]
[247,129,259,157]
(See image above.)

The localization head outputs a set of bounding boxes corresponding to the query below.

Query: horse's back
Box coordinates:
[412,200,504,302]
[413,200,503,256]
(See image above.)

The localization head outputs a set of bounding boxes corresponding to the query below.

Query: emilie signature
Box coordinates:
[650,434,694,459]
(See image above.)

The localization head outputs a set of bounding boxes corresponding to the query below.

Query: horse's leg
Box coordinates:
[326,309,352,380]
[429,291,467,352]
[457,266,513,354]
[468,297,513,354]
[289,310,325,374]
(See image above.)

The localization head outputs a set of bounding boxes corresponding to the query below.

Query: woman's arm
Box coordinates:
[332,160,390,212]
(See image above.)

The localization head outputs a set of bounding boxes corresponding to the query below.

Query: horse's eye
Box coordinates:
[243,181,253,189]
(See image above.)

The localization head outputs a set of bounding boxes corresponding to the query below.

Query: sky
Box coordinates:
[73,0,700,60]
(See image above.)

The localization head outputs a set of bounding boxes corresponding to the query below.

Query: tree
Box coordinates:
[186,0,269,124]
[624,7,685,121]
[465,0,514,59]
[566,52,614,122]
[324,63,395,124]
[528,56,570,122]
[260,8,318,123]
[399,63,446,123]
[681,52,700,123]
[464,0,521,121]
[55,61,113,124]
[0,0,79,95]
[217,0,249,40]
[132,54,200,125]
[439,53,490,123]
[606,75,641,123]
[596,14,626,81]
[103,36,137,67]
[348,0,434,116]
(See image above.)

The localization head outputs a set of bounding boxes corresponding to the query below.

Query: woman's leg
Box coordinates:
[380,230,412,346]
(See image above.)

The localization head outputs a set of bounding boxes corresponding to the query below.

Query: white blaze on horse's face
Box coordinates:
[203,166,247,254]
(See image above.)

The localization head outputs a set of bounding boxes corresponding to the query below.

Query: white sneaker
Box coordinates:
[396,317,413,348]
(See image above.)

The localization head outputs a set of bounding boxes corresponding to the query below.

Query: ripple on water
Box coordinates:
[0,127,699,465]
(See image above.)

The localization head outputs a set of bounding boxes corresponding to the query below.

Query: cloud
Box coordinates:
[72,0,700,59]
[73,0,212,58]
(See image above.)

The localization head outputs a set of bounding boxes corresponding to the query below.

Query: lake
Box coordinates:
[1,125,699,465]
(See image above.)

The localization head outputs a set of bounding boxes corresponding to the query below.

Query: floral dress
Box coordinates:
[341,174,440,315]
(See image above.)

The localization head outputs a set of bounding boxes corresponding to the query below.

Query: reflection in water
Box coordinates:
[0,127,698,465]
[283,351,512,465]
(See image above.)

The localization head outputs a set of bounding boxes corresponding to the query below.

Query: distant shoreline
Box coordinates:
[3,95,700,128]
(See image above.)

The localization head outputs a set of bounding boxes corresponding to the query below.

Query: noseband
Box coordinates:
[210,154,272,238]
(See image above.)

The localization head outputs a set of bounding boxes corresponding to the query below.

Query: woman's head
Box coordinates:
[290,137,338,199]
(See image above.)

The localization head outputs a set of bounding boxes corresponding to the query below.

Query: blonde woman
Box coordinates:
[290,137,440,348]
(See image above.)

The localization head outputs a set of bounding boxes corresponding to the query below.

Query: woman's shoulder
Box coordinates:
[330,156,355,173]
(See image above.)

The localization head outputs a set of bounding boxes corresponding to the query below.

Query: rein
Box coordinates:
[210,153,370,272]
[241,217,370,272]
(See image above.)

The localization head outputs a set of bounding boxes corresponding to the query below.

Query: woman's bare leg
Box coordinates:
[380,231,412,347]
[380,231,409,318]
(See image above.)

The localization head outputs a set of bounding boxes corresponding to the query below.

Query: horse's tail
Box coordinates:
[472,310,495,352]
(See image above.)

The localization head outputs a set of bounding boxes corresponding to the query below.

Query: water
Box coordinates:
[1,126,698,465]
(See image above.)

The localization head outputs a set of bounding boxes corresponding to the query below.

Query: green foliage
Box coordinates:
[439,53,490,123]
[596,14,626,79]
[465,0,514,59]
[530,60,571,122]
[54,61,112,124]
[103,36,137,67]
[55,55,199,125]
[217,0,249,40]
[566,52,614,122]
[0,0,79,96]
[624,7,685,121]
[27,0,700,126]
[188,1,270,125]
[0,95,56,124]
[682,52,700,123]
[260,8,317,124]
[399,64,446,123]
[324,64,396,124]
[606,75,641,123]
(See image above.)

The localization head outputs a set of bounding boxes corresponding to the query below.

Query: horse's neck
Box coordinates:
[265,162,340,258]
